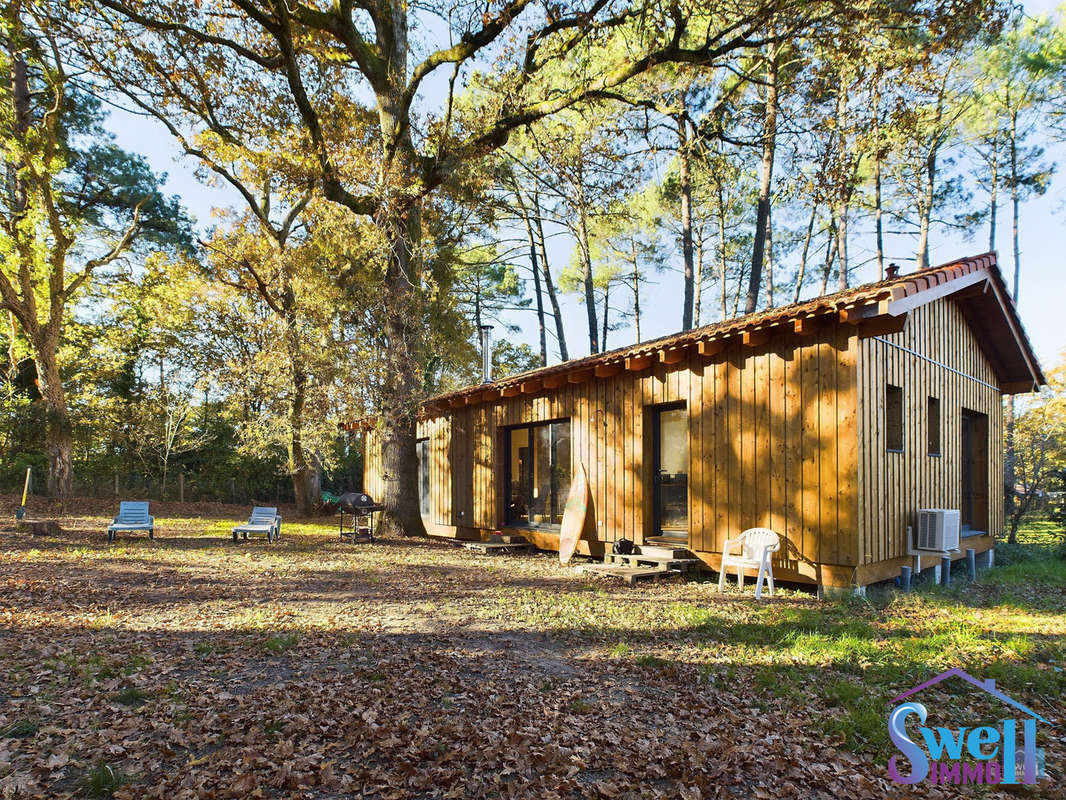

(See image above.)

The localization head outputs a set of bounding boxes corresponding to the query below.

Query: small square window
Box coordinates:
[886,385,903,452]
[927,397,941,456]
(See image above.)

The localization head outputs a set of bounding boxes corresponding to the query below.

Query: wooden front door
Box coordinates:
[652,403,689,544]
[960,409,989,533]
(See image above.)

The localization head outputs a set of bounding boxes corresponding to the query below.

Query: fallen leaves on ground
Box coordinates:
[0,496,1062,798]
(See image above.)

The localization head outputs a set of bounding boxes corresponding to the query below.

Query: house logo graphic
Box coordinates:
[887,668,1049,786]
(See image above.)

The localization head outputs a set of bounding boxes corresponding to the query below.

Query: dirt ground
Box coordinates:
[0,497,1062,798]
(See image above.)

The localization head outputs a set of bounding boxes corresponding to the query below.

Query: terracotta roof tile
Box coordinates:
[423,251,1042,412]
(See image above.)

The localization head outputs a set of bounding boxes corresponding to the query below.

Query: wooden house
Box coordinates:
[364,253,1044,590]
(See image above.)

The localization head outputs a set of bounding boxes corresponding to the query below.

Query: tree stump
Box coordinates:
[17,519,61,536]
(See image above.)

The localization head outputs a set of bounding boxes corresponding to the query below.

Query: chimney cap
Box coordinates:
[886,263,901,279]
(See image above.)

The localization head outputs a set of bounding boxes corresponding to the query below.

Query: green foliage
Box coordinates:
[1,718,39,739]
[111,686,148,706]
[83,762,127,798]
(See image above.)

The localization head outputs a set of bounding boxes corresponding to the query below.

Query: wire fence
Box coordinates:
[2,468,362,507]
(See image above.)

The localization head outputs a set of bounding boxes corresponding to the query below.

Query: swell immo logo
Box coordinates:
[888,669,1048,786]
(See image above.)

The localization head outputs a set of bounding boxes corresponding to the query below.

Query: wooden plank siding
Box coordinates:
[364,295,1006,588]
[854,296,1003,586]
[366,320,863,586]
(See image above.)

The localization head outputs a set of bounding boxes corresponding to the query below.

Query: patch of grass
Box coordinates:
[566,698,593,714]
[193,642,216,657]
[263,633,299,654]
[83,762,126,798]
[821,697,889,753]
[634,654,671,668]
[824,678,864,705]
[608,642,630,658]
[112,686,149,706]
[1,718,39,738]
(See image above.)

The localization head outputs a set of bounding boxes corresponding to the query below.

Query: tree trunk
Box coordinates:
[631,238,641,343]
[601,282,610,350]
[693,234,703,326]
[678,115,695,330]
[1003,112,1021,542]
[1010,111,1020,301]
[527,221,547,367]
[765,208,775,308]
[576,200,598,354]
[873,81,884,280]
[375,203,428,538]
[513,186,548,367]
[532,193,568,361]
[794,204,816,303]
[289,357,319,516]
[820,217,838,296]
[34,344,73,499]
[988,131,999,252]
[745,42,777,315]
[915,147,936,270]
[835,73,850,291]
[1005,395,1016,542]
[717,180,728,320]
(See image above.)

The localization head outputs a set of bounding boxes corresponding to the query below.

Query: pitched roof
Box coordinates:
[425,251,1044,414]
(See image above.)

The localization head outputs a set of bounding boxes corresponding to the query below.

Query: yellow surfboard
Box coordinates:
[558,464,589,565]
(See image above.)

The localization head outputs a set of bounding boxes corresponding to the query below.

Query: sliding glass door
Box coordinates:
[505,420,571,526]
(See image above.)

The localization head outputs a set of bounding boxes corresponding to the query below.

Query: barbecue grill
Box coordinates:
[337,492,383,542]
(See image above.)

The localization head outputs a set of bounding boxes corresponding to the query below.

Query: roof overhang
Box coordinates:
[418,252,1044,416]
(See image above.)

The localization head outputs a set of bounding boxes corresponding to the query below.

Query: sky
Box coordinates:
[105,0,1066,374]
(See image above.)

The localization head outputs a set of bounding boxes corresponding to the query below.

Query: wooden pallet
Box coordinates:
[461,540,534,555]
[578,563,673,586]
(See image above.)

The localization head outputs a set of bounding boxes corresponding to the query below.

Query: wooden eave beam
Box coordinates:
[520,378,543,394]
[501,384,521,398]
[839,304,879,325]
[742,329,770,348]
[792,317,822,336]
[568,369,593,384]
[478,387,501,402]
[856,314,909,338]
[625,354,654,372]
[698,339,725,357]
[448,396,468,409]
[594,362,622,378]
[542,373,568,389]
[659,345,688,365]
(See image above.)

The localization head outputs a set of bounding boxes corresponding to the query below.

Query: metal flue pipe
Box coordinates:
[480,324,493,383]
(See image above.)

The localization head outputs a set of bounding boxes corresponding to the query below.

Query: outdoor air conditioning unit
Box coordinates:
[915,509,961,552]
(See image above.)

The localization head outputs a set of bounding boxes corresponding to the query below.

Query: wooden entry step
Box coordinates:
[604,551,702,571]
[461,540,534,555]
[578,563,673,586]
[634,544,691,560]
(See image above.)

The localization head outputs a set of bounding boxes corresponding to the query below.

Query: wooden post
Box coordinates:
[179,472,185,504]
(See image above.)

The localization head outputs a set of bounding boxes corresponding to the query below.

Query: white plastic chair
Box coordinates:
[718,528,781,599]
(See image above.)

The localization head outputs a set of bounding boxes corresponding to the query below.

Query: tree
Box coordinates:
[1006,358,1066,543]
[203,199,378,514]
[0,5,187,498]
[964,11,1058,534]
[80,0,1002,535]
